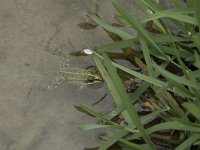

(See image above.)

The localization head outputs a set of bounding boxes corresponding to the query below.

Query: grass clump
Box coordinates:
[77,0,200,149]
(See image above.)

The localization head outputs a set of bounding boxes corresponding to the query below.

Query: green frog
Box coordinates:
[47,49,141,92]
[47,54,103,90]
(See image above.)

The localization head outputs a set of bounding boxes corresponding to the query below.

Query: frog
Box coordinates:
[46,48,142,92]
[47,51,103,90]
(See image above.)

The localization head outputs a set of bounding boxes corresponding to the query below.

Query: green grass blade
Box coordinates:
[114,63,167,87]
[102,52,155,149]
[139,0,160,12]
[175,134,200,150]
[146,121,200,133]
[140,38,153,76]
[141,108,169,125]
[188,70,200,79]
[119,138,145,150]
[99,130,128,150]
[194,0,200,29]
[112,0,180,67]
[89,14,133,40]
[153,63,200,89]
[96,39,139,52]
[194,51,200,69]
[182,102,200,121]
[96,34,191,52]
[106,103,125,119]
[78,105,138,134]
[169,81,194,98]
[194,140,200,145]
[112,0,161,52]
[93,54,122,106]
[192,34,200,53]
[81,124,116,130]
[159,45,193,59]
[93,54,135,126]
[143,10,197,25]
[78,105,113,124]
[106,81,155,120]
[129,81,150,100]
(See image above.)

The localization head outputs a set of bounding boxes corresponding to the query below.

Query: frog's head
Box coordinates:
[86,74,102,84]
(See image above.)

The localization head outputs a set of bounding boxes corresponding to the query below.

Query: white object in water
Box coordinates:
[83,48,93,55]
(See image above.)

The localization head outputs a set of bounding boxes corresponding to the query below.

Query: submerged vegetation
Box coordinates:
[73,0,200,150]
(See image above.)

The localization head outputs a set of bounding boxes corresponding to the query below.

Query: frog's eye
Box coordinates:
[87,76,94,82]
[83,49,93,55]
[85,79,93,84]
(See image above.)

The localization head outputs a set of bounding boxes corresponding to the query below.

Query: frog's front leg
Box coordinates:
[80,82,88,89]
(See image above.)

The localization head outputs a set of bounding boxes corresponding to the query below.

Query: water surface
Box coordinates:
[0,0,120,149]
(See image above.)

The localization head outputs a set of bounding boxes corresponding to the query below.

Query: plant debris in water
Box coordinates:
[78,22,98,30]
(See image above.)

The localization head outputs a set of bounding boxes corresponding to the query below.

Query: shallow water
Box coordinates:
[0,0,124,149]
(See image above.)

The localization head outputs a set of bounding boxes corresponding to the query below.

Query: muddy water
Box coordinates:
[0,0,130,149]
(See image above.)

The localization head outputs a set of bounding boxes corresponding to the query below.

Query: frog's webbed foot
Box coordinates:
[47,73,66,91]
[59,56,70,71]
[80,82,87,89]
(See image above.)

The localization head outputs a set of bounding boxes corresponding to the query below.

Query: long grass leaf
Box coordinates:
[114,63,167,87]
[146,121,200,133]
[192,34,200,53]
[93,55,134,126]
[89,14,133,40]
[79,105,113,124]
[102,52,155,149]
[175,134,200,150]
[119,138,145,150]
[194,51,200,69]
[182,102,200,121]
[99,130,128,150]
[194,0,200,29]
[97,35,190,52]
[153,63,200,89]
[139,0,161,11]
[81,124,116,130]
[112,0,161,52]
[140,38,153,76]
[143,11,197,25]
[97,39,139,52]
[112,0,180,68]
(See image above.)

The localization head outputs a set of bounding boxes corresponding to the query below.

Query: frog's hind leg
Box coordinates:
[48,73,66,90]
